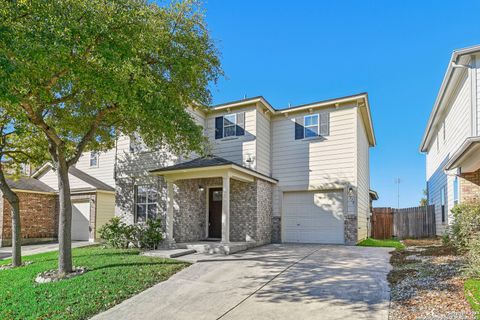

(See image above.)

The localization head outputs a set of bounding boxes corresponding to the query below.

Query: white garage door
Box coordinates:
[283,191,344,244]
[72,201,90,241]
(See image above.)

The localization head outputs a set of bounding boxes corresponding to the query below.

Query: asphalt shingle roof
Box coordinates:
[150,155,277,182]
[6,177,55,193]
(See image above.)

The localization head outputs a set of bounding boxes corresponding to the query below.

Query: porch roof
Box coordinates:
[150,155,278,184]
[444,137,480,172]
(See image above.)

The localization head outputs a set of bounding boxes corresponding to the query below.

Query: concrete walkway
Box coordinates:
[92,244,392,320]
[0,241,92,259]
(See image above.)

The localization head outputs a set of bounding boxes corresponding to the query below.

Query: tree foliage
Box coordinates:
[0,0,221,274]
[0,0,221,158]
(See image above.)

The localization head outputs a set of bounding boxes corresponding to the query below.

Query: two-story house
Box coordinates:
[421,45,480,235]
[114,92,375,249]
[34,92,375,249]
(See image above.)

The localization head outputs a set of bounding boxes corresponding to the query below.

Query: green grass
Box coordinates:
[0,245,188,320]
[465,279,480,318]
[357,238,405,250]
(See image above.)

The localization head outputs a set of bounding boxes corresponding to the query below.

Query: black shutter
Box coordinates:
[295,116,304,140]
[236,112,245,136]
[319,112,330,136]
[215,116,223,139]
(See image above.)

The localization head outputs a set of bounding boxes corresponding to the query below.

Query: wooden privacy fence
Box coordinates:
[371,205,436,239]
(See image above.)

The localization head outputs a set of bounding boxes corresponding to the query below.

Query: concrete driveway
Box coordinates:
[92,244,392,320]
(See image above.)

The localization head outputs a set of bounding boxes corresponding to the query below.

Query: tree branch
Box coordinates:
[67,104,118,166]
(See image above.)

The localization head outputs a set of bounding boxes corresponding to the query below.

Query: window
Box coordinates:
[304,114,319,138]
[129,133,148,153]
[453,176,459,205]
[223,114,237,137]
[135,185,158,223]
[215,112,245,139]
[440,187,446,223]
[90,152,99,167]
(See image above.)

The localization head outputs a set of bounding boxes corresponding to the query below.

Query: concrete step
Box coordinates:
[142,248,197,259]
[177,242,250,255]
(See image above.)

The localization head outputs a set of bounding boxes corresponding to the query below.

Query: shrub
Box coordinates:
[99,217,164,250]
[98,217,134,249]
[450,202,480,251]
[449,202,480,276]
[133,219,164,250]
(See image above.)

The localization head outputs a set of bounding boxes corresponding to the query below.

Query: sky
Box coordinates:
[199,0,480,208]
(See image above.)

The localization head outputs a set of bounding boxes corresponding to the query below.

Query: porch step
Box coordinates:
[141,248,197,259]
[176,242,251,255]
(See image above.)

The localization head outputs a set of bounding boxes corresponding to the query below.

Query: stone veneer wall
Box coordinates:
[230,180,257,242]
[174,178,221,242]
[344,215,358,245]
[271,216,281,243]
[460,169,480,203]
[0,191,58,246]
[255,179,273,245]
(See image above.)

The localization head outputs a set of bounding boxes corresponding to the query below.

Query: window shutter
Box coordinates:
[236,112,245,136]
[319,112,330,136]
[215,116,223,139]
[294,117,304,140]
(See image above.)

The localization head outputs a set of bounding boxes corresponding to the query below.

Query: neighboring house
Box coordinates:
[115,93,375,247]
[420,45,480,235]
[32,155,116,242]
[29,92,375,248]
[0,178,57,246]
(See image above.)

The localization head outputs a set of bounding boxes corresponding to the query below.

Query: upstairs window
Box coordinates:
[90,152,99,167]
[129,133,148,153]
[135,185,158,223]
[295,112,330,140]
[304,114,319,138]
[215,112,245,139]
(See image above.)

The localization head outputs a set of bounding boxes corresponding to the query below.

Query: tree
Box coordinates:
[0,0,221,275]
[419,189,428,207]
[0,111,48,267]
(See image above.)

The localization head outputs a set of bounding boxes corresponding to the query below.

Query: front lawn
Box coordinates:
[465,279,480,317]
[357,237,405,250]
[0,246,188,320]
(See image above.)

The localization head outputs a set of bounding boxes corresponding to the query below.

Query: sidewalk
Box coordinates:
[0,241,93,259]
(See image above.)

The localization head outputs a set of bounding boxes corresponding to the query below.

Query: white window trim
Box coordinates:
[304,114,319,138]
[223,113,237,138]
[134,185,158,223]
[89,151,99,168]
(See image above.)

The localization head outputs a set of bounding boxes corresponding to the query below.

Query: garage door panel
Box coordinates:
[72,201,90,241]
[283,191,344,244]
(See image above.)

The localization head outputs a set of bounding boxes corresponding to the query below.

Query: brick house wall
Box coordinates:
[460,169,480,203]
[0,191,58,246]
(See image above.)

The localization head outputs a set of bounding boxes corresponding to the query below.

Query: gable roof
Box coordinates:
[420,45,480,152]
[210,92,376,147]
[6,177,55,193]
[150,155,278,183]
[31,163,114,192]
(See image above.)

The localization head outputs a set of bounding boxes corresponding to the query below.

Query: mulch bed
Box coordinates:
[389,239,475,320]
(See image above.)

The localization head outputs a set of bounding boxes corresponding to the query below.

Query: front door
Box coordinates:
[208,188,222,238]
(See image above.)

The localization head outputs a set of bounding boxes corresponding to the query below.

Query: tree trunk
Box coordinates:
[57,157,73,275]
[0,169,21,267]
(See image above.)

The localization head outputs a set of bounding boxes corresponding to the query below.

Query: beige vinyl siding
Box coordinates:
[271,105,357,217]
[356,109,370,241]
[95,192,115,239]
[256,107,271,176]
[38,168,94,191]
[206,105,257,169]
[477,62,480,134]
[75,148,116,187]
[426,69,471,235]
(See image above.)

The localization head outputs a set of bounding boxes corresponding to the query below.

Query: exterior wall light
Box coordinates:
[198,185,205,192]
